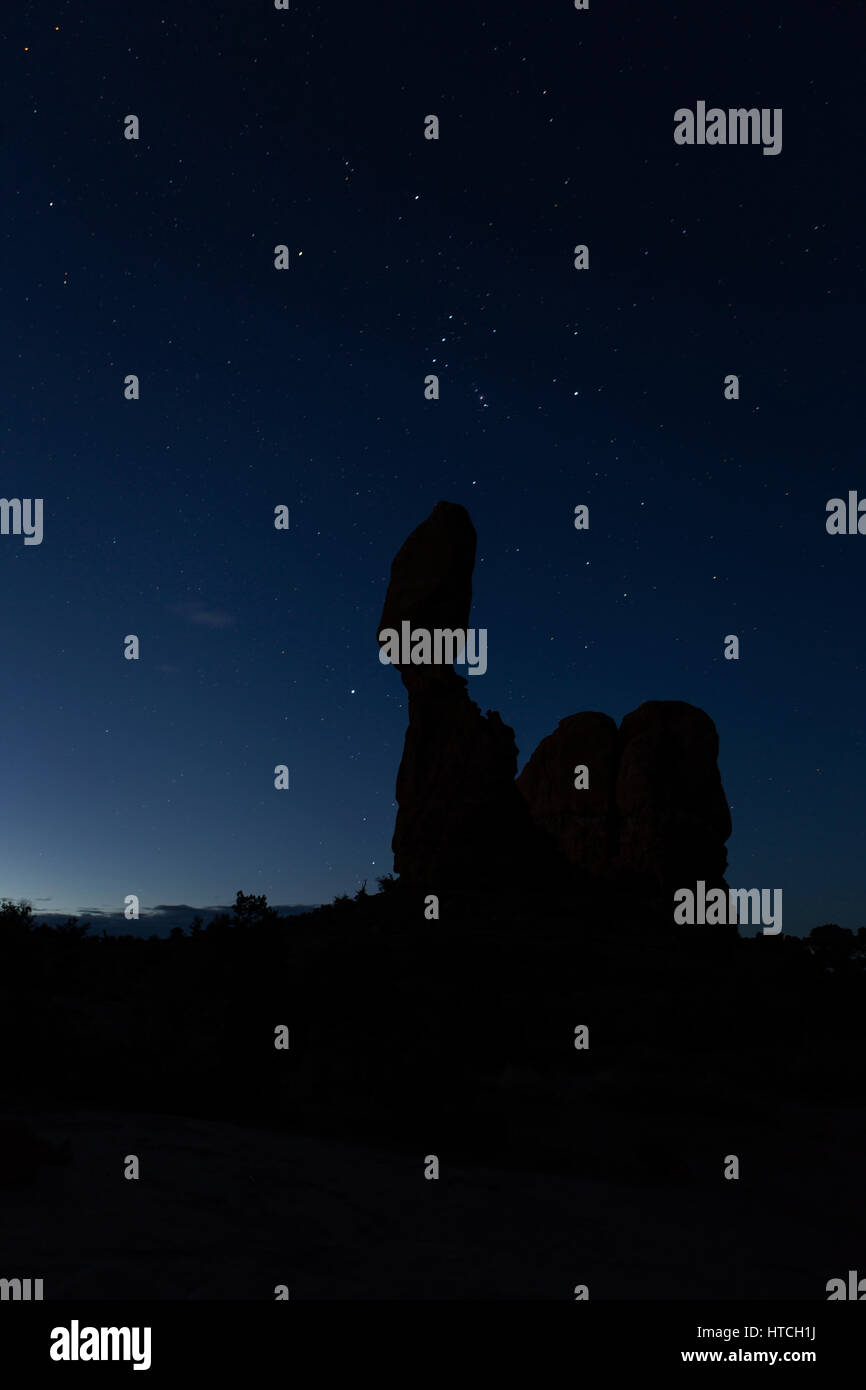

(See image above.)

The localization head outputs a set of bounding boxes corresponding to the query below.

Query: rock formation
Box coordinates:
[614,700,731,892]
[517,700,731,895]
[381,501,731,903]
[378,501,550,889]
[515,712,619,873]
[377,499,475,700]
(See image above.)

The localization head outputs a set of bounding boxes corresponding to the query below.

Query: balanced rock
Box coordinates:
[379,501,545,889]
[379,504,732,903]
[378,500,475,698]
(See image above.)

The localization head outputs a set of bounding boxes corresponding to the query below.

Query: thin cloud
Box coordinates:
[31,903,320,937]
[170,601,235,629]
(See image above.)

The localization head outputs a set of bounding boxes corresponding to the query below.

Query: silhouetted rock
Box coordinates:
[518,700,731,898]
[378,500,475,699]
[615,700,731,893]
[379,502,545,889]
[381,504,731,902]
[516,712,619,870]
[393,679,550,888]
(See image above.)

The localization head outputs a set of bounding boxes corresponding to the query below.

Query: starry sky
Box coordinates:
[1,0,863,934]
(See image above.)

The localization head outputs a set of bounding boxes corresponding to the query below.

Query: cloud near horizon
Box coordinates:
[29,903,321,937]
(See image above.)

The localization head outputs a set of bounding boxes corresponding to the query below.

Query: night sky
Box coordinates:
[2,0,863,933]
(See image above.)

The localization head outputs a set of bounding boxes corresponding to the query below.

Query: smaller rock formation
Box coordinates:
[515,712,619,872]
[614,700,731,894]
[517,700,731,897]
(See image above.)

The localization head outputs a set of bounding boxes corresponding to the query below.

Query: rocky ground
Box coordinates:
[1,1106,861,1300]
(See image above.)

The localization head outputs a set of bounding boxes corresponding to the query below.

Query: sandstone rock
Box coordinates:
[380,501,545,889]
[614,700,731,892]
[380,504,731,901]
[517,701,731,896]
[516,712,618,871]
[378,500,476,698]
[393,679,537,887]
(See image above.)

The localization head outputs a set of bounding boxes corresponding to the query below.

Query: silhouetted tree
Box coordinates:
[0,899,34,936]
[809,923,855,969]
[52,916,89,941]
[205,911,232,939]
[231,890,279,930]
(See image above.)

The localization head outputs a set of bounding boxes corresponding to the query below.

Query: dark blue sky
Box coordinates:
[2,0,863,932]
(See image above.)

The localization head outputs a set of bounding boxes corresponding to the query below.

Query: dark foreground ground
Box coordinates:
[3,1102,864,1300]
[1,887,864,1299]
